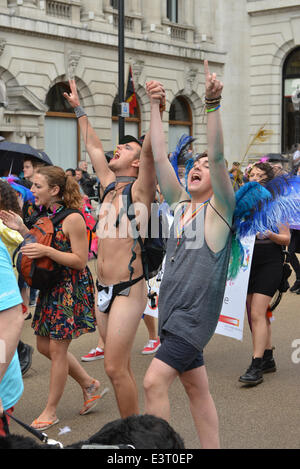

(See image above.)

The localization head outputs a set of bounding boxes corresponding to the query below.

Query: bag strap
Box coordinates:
[3,410,48,443]
[116,183,148,283]
[100,181,116,204]
[51,208,83,226]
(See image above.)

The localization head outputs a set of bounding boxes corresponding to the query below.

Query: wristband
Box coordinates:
[74,105,87,119]
[206,105,221,113]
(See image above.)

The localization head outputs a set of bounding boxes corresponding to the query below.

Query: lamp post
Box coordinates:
[118,0,125,140]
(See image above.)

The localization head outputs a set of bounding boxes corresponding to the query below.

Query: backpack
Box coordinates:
[13,208,82,291]
[100,181,169,282]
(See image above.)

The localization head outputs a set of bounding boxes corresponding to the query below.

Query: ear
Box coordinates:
[50,185,60,197]
[131,159,140,169]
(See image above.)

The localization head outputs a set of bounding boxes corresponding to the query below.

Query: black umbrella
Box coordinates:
[0,140,53,175]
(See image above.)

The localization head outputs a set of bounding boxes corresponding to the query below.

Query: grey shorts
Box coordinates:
[155,332,204,374]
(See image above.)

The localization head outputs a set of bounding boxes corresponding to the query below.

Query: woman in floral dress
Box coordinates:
[0,166,105,431]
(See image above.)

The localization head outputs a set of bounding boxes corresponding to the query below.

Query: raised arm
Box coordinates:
[204,60,235,221]
[146,81,189,206]
[63,80,115,188]
[132,131,156,206]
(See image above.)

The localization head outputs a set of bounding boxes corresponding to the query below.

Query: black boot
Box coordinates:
[239,357,263,386]
[262,348,276,373]
[17,341,34,376]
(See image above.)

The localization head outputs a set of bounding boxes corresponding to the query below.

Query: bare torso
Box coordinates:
[96,183,149,285]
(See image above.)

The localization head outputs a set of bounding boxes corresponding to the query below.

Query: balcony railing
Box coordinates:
[112,13,134,31]
[46,0,71,19]
[170,25,187,41]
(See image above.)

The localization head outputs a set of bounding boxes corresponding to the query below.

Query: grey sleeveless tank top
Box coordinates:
[158,203,232,351]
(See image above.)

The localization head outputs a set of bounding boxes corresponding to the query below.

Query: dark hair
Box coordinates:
[194,151,208,162]
[0,180,22,216]
[66,168,75,176]
[23,157,47,169]
[36,165,83,211]
[250,162,274,184]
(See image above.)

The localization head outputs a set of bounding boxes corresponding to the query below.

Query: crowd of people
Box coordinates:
[0,60,299,449]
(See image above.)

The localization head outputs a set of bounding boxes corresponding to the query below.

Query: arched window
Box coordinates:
[282,48,300,152]
[111,94,141,148]
[168,96,192,153]
[45,82,79,169]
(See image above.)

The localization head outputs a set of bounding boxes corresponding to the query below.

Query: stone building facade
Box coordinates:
[0,0,299,172]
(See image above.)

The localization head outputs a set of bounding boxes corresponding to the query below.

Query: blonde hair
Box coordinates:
[36,165,83,211]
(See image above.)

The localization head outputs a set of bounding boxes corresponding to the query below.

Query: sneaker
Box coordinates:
[290,280,300,292]
[239,358,263,386]
[81,348,104,362]
[141,338,161,355]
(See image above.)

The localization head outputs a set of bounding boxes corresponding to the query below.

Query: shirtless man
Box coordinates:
[64,80,160,417]
[143,61,235,448]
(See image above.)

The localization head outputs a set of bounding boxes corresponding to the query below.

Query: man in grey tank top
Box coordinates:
[143,61,235,449]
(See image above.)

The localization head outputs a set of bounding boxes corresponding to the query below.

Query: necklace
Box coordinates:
[47,203,64,218]
[170,199,210,263]
[109,183,130,204]
[100,183,131,230]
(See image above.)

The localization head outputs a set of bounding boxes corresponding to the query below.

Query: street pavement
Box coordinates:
[8,269,300,449]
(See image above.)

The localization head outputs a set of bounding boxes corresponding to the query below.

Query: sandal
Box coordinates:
[31,418,59,431]
[80,381,109,416]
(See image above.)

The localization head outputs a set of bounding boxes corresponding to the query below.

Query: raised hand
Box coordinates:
[63,79,80,108]
[146,81,166,109]
[204,59,223,100]
[0,210,24,233]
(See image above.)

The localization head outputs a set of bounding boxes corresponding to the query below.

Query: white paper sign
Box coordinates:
[215,235,255,341]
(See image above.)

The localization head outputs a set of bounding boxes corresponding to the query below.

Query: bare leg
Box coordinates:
[143,357,178,421]
[100,280,147,417]
[180,366,220,449]
[32,337,70,426]
[249,293,272,357]
[34,336,100,425]
[143,314,157,341]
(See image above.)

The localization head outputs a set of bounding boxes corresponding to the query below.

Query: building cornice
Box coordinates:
[0,13,226,65]
[247,0,300,15]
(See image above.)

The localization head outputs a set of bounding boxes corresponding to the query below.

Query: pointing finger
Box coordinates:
[204,60,210,78]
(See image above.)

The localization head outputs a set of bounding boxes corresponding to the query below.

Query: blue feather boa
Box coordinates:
[234,175,300,238]
[2,176,35,203]
[169,134,195,184]
[227,174,300,279]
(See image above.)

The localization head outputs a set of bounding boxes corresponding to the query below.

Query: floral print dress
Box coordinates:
[32,219,96,340]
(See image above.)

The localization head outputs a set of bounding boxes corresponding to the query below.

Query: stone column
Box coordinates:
[194,0,214,42]
[141,0,164,32]
[80,0,105,22]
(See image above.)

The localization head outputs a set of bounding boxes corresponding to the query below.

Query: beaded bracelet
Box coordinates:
[205,95,222,102]
[74,105,87,119]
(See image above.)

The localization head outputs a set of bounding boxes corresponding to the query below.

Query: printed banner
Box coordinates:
[215,235,255,341]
